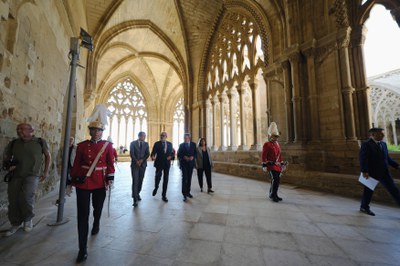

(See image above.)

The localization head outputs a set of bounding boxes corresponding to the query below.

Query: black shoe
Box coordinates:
[276,196,283,201]
[152,188,157,196]
[133,201,138,208]
[200,188,203,192]
[76,251,88,263]
[138,195,142,201]
[187,194,193,198]
[269,196,279,202]
[207,189,214,193]
[91,226,99,235]
[162,196,168,202]
[360,207,375,216]
[183,196,187,202]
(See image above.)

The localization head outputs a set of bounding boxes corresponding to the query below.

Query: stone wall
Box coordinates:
[0,0,88,221]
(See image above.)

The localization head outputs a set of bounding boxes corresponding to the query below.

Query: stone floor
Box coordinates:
[1,162,400,266]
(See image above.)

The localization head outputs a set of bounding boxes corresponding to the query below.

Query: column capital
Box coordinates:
[281,60,290,70]
[336,27,351,49]
[302,39,317,58]
[350,25,367,47]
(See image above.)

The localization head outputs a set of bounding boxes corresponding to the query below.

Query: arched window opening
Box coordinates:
[104,78,148,151]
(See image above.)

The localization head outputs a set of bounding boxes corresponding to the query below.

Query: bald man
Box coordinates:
[3,123,51,236]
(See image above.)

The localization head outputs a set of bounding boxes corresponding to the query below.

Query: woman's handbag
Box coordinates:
[71,141,109,184]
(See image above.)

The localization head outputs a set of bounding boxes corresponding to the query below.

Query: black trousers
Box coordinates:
[197,167,212,189]
[361,176,400,209]
[182,165,194,196]
[76,188,106,253]
[155,166,170,197]
[269,170,281,198]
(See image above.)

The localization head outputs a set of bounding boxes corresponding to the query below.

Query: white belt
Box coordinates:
[81,165,106,171]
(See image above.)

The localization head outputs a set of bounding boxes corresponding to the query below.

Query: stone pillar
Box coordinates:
[212,96,219,151]
[392,120,398,146]
[238,86,249,150]
[205,98,212,147]
[288,51,304,143]
[249,77,262,150]
[117,117,121,148]
[281,60,294,143]
[351,25,371,139]
[337,28,357,140]
[124,117,128,149]
[219,93,226,151]
[303,41,321,141]
[227,88,238,151]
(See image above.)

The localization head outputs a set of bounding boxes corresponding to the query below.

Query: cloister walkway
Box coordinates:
[1,162,400,265]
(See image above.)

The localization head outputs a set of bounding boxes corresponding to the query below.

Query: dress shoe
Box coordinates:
[360,207,375,216]
[76,251,88,263]
[207,189,214,193]
[162,196,168,202]
[91,226,100,235]
[269,196,279,202]
[187,194,193,198]
[152,188,157,196]
[200,188,203,192]
[183,196,187,202]
[138,195,142,201]
[133,201,138,208]
[276,196,283,201]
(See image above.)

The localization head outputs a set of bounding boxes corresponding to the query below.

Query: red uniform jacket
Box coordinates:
[71,140,115,190]
[261,141,282,172]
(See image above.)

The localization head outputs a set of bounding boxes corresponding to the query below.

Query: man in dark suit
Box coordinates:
[130,131,150,207]
[151,131,174,202]
[360,127,400,216]
[178,133,197,202]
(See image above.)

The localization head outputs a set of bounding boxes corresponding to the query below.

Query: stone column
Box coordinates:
[281,60,294,143]
[205,98,213,147]
[117,117,121,148]
[219,93,226,151]
[288,51,304,142]
[238,86,249,150]
[124,117,128,149]
[227,88,238,151]
[392,120,398,146]
[337,28,357,140]
[303,41,321,141]
[212,96,219,151]
[351,25,371,139]
[248,77,262,150]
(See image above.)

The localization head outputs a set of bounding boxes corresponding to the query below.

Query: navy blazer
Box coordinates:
[178,142,197,168]
[151,141,174,169]
[360,138,399,180]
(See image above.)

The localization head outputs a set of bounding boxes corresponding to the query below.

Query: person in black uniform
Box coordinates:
[178,133,197,201]
[359,127,400,216]
[151,131,174,202]
[195,138,214,193]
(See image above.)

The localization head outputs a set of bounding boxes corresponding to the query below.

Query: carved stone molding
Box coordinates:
[329,0,350,29]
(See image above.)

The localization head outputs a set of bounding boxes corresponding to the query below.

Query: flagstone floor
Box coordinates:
[1,162,400,266]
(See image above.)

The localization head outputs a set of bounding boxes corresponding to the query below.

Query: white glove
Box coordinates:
[66,185,73,197]
[262,167,268,172]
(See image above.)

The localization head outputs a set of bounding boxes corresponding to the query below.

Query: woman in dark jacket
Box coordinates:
[195,138,214,193]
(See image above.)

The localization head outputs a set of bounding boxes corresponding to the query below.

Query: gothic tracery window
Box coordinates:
[105,78,148,148]
[173,98,185,148]
[205,9,266,150]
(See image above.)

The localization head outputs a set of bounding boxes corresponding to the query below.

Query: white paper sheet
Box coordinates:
[358,173,379,191]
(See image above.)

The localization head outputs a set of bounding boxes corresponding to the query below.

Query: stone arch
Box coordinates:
[86,20,188,105]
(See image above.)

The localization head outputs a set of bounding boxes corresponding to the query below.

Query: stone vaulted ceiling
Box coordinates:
[83,0,225,111]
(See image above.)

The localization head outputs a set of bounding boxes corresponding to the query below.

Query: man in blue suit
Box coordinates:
[178,133,197,202]
[151,131,174,202]
[360,127,400,216]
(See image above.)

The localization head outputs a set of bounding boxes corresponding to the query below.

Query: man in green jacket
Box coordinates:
[3,123,51,236]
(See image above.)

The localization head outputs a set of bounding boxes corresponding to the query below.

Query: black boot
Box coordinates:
[76,250,88,263]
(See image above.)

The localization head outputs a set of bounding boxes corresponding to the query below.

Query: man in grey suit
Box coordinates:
[130,131,150,207]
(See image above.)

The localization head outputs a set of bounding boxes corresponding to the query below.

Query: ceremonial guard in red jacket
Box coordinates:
[70,104,115,263]
[261,122,286,202]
